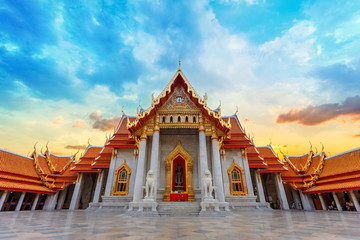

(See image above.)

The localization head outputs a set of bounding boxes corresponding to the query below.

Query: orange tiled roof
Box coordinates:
[256,146,288,173]
[71,145,102,173]
[304,147,360,194]
[92,146,112,168]
[222,115,253,149]
[0,149,55,194]
[246,144,267,169]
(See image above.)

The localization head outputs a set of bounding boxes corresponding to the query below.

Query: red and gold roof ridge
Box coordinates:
[256,144,288,173]
[126,69,231,134]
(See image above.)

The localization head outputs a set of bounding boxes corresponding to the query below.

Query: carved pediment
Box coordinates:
[159,86,200,113]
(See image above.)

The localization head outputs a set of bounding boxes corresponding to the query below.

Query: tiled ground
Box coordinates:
[0,210,359,239]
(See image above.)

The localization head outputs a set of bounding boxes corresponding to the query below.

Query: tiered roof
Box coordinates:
[32,148,78,191]
[256,145,288,173]
[91,115,136,169]
[127,70,231,135]
[280,147,327,190]
[304,147,360,194]
[71,145,102,173]
[0,149,54,194]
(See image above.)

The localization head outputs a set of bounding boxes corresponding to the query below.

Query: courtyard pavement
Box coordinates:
[0,210,359,239]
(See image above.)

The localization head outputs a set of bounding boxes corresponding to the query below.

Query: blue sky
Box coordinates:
[0,0,359,156]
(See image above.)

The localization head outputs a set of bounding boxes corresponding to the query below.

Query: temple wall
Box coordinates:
[112,148,137,197]
[159,134,199,190]
[221,149,245,197]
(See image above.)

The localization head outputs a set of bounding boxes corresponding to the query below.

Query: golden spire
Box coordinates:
[121,106,125,116]
[178,56,181,70]
[203,93,208,105]
[235,106,238,115]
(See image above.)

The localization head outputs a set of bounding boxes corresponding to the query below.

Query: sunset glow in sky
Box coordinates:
[1,0,359,157]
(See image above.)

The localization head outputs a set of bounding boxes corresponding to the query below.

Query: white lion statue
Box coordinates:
[203,169,215,199]
[145,170,156,199]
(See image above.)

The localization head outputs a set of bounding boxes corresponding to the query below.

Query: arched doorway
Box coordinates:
[164,141,194,201]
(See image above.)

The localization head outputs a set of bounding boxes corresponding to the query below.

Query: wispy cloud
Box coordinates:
[52,116,63,125]
[89,111,121,132]
[72,119,86,129]
[64,145,87,150]
[276,95,360,125]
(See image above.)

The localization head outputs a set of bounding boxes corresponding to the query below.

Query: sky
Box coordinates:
[0,0,359,157]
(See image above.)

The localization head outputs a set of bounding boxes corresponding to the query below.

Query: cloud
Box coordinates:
[72,119,86,129]
[353,134,360,138]
[64,145,87,150]
[89,111,121,131]
[52,116,63,125]
[276,95,360,125]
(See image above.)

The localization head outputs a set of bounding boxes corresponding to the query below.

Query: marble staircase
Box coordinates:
[157,201,201,216]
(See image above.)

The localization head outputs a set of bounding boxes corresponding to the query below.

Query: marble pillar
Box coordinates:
[242,150,254,197]
[318,193,327,211]
[149,116,160,200]
[70,173,84,210]
[299,191,313,211]
[44,191,59,211]
[274,173,289,210]
[255,172,266,204]
[15,192,26,211]
[0,191,9,211]
[198,117,208,200]
[211,129,225,202]
[132,128,147,202]
[93,171,105,203]
[291,188,302,210]
[56,188,68,210]
[104,151,117,197]
[31,193,40,211]
[332,192,342,211]
[349,190,360,211]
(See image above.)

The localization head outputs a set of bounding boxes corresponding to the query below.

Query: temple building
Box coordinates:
[1,68,360,215]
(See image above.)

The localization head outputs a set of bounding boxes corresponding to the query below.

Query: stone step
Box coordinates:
[157,201,201,216]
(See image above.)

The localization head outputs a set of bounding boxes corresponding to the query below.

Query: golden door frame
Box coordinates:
[163,141,195,201]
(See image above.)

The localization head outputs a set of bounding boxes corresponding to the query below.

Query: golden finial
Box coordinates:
[320,142,324,152]
[178,56,181,70]
[127,116,130,125]
[309,141,312,152]
[203,93,208,105]
[121,106,124,116]
[269,139,272,146]
[218,101,221,116]
[151,93,155,106]
[235,106,238,115]
[136,107,140,117]
[88,138,91,145]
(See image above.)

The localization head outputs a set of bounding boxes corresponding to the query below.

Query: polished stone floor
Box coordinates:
[0,210,359,239]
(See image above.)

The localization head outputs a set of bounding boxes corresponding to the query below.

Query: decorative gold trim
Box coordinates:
[126,70,231,132]
[163,141,194,201]
[228,160,248,196]
[111,160,131,196]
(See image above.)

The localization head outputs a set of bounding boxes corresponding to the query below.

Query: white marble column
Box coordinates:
[104,150,117,197]
[31,193,40,211]
[133,127,147,202]
[93,171,105,203]
[149,116,160,200]
[56,188,68,210]
[44,191,59,211]
[242,150,254,197]
[332,192,342,211]
[349,190,360,211]
[0,191,9,211]
[255,172,266,204]
[299,191,314,211]
[70,173,84,210]
[274,173,289,210]
[15,192,26,211]
[318,193,327,210]
[211,129,225,202]
[291,188,302,210]
[198,117,208,200]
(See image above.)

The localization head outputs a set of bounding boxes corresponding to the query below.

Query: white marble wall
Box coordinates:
[159,134,200,190]
[221,149,246,197]
[107,149,138,197]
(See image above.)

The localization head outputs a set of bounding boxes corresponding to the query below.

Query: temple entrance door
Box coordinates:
[164,142,195,201]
